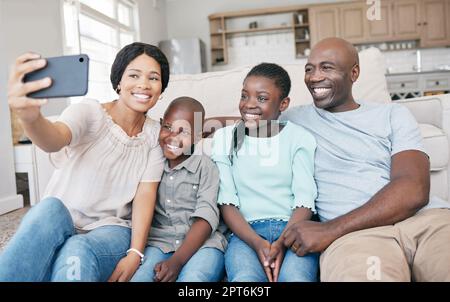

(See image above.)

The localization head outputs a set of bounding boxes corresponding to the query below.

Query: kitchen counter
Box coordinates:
[385,70,450,100]
[386,69,450,76]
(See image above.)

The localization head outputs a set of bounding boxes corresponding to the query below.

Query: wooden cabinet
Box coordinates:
[310,0,450,47]
[448,0,450,38]
[309,5,340,46]
[208,1,450,66]
[366,0,394,42]
[387,0,450,46]
[209,16,227,65]
[420,0,450,47]
[293,9,311,59]
[393,0,422,39]
[208,6,312,65]
[311,1,395,45]
[339,2,367,43]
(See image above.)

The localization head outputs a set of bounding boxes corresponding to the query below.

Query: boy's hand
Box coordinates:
[252,238,273,282]
[153,258,183,282]
[108,253,141,282]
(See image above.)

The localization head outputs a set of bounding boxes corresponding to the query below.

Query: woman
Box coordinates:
[0,42,169,282]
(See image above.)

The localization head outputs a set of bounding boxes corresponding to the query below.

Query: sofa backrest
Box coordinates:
[147,47,391,120]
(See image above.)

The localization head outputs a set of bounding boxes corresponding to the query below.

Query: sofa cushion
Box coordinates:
[419,123,449,171]
[147,47,391,120]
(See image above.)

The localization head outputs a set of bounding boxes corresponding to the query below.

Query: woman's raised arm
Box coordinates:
[8,52,72,152]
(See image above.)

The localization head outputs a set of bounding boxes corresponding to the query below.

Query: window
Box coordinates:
[62,0,139,103]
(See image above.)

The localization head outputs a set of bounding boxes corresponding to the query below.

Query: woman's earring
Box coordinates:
[115,85,121,94]
[158,94,164,101]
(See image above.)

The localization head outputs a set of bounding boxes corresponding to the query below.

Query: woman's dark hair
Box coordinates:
[110,42,170,94]
[229,63,291,165]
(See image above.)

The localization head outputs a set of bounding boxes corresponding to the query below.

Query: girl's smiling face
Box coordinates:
[239,75,289,129]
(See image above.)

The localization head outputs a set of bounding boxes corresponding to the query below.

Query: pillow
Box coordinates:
[354,47,391,104]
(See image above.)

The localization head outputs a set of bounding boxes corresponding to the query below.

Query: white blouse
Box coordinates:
[44,99,165,231]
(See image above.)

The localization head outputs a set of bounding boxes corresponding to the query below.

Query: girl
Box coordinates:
[0,43,169,282]
[211,63,319,282]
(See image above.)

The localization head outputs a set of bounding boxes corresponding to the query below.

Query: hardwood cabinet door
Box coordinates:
[393,0,421,39]
[420,0,450,47]
[448,0,450,40]
[339,2,367,43]
[366,0,394,42]
[309,6,340,46]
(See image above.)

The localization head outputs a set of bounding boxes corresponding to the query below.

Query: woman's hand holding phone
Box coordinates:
[8,52,51,124]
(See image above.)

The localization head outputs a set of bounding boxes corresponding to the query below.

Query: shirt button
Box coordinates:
[193,185,197,189]
[167,199,171,203]
[169,176,174,180]
[175,240,180,244]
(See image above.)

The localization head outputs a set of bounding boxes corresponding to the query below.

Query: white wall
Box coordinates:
[0,0,71,214]
[1,0,69,117]
[0,0,168,214]
[164,0,345,70]
[136,0,168,45]
[0,0,21,214]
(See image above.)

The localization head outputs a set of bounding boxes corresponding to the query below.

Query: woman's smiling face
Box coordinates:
[118,54,162,113]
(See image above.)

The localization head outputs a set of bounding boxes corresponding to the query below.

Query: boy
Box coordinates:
[131,97,227,282]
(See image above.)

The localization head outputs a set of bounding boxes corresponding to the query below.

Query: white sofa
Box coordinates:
[34,48,450,204]
[146,47,450,204]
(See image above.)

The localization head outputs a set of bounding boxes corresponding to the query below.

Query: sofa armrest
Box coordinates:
[397,94,450,202]
[396,94,450,130]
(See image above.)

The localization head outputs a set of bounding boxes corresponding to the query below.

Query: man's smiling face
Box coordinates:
[304,38,360,113]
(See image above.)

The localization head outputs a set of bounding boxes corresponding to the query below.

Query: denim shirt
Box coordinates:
[147,155,228,253]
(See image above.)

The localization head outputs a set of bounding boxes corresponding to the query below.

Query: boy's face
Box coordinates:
[159,107,197,160]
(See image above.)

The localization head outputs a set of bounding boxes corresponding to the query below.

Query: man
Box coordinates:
[280,37,450,281]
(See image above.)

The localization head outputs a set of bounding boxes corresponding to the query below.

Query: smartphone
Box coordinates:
[24,54,89,98]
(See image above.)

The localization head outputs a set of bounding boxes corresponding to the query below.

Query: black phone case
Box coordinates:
[24,54,89,98]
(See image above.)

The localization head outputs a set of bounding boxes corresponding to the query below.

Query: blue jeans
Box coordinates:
[0,197,131,281]
[225,219,319,282]
[130,246,225,282]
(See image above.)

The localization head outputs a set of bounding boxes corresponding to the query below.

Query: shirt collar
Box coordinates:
[164,155,202,174]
